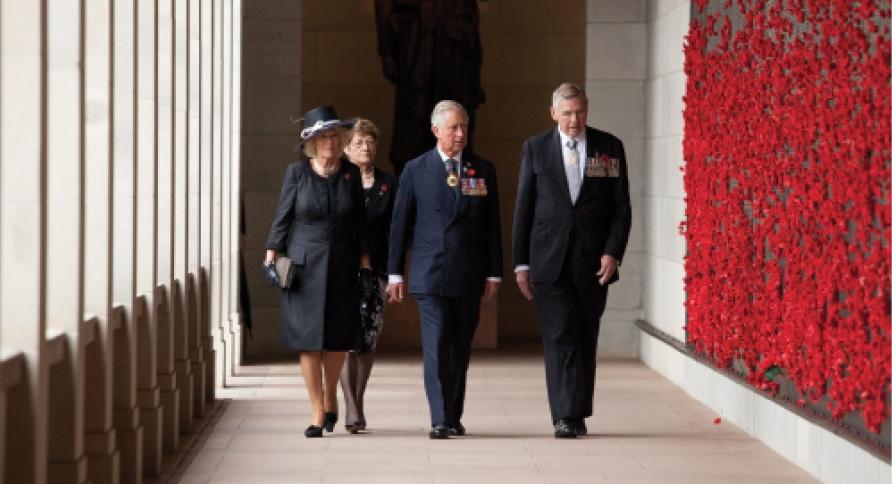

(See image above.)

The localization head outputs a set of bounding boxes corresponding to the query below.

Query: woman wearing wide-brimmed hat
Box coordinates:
[264,105,366,438]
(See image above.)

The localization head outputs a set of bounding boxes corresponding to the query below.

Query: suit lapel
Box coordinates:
[422,150,456,225]
[452,155,473,220]
[577,127,597,202]
[546,129,573,206]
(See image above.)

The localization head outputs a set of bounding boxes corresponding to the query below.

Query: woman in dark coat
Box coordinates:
[264,106,365,438]
[338,119,398,433]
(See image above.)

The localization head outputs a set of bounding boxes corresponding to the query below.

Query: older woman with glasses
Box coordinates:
[264,105,366,438]
[339,119,398,433]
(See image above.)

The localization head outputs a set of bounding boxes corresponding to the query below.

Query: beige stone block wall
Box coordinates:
[299,0,585,350]
[243,1,655,355]
[241,1,304,359]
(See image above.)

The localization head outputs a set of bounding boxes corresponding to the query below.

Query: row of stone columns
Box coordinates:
[0,0,243,482]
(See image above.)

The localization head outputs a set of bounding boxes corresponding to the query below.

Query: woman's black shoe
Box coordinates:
[323,412,338,432]
[345,420,366,434]
[304,425,323,438]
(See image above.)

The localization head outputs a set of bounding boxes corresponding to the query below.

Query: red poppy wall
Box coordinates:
[681,0,891,433]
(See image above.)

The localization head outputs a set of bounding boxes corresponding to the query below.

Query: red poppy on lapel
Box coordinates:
[380,183,388,193]
[344,172,351,180]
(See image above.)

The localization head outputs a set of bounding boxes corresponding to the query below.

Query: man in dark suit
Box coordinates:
[387,100,502,439]
[512,83,632,438]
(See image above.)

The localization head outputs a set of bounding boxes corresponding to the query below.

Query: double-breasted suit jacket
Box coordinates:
[388,147,502,426]
[513,126,632,284]
[388,148,502,296]
[266,160,365,351]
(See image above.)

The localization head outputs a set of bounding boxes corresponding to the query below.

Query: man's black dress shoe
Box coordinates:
[554,419,577,439]
[429,423,450,439]
[447,423,466,436]
[323,412,338,432]
[575,418,587,436]
[304,425,323,438]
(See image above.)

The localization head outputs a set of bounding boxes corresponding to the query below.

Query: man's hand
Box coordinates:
[597,254,618,286]
[386,282,404,303]
[515,270,534,301]
[483,280,501,301]
[360,253,372,269]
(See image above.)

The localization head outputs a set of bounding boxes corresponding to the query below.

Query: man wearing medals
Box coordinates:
[512,83,632,438]
[387,100,503,439]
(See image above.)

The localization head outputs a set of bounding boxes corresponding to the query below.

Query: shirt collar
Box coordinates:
[557,128,584,148]
[437,147,463,164]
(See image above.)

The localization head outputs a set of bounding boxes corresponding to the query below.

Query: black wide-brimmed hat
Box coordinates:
[298,105,355,141]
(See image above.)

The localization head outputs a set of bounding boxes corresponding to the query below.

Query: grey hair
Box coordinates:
[551,82,587,108]
[430,100,468,128]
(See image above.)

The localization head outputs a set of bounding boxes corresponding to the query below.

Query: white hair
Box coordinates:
[551,82,587,108]
[430,100,468,128]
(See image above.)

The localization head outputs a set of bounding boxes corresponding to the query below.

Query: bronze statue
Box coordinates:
[375,0,485,173]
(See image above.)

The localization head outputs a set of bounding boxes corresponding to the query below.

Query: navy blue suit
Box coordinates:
[388,148,502,426]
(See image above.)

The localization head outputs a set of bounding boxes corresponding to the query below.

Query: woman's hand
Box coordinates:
[263,250,280,286]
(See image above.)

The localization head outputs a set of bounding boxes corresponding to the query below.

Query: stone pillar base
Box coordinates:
[48,455,88,484]
[85,427,121,483]
[190,351,206,418]
[114,405,143,483]
[137,386,163,476]
[203,342,215,402]
[174,359,194,433]
[158,373,180,453]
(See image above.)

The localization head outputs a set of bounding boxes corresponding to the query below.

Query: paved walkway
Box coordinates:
[171,350,818,484]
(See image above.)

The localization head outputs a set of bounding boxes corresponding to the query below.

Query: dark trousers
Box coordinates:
[533,274,608,422]
[414,294,481,425]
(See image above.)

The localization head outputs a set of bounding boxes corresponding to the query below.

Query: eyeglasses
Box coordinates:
[350,139,377,148]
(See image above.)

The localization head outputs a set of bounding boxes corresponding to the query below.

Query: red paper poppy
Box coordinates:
[467,169,476,176]
[683,0,890,433]
[380,183,388,193]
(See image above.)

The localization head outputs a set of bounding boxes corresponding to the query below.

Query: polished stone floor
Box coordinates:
[170,349,818,484]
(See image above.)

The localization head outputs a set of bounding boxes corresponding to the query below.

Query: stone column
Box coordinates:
[585,0,647,357]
